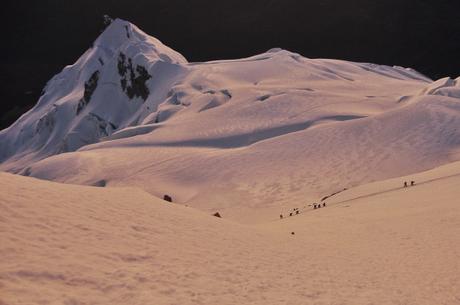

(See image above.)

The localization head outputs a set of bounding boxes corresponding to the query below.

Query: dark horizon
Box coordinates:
[2,0,460,129]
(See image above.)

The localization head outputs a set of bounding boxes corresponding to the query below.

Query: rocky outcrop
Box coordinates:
[117,52,151,101]
[77,71,100,115]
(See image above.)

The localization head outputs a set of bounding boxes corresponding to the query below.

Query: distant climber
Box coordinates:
[323,202,326,207]
[404,181,408,187]
[289,212,293,217]
[411,181,415,186]
[163,195,172,202]
[280,214,283,219]
[296,210,299,215]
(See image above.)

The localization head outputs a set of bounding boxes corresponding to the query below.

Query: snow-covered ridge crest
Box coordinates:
[1,18,459,208]
[93,18,187,64]
[0,19,188,171]
[419,76,460,97]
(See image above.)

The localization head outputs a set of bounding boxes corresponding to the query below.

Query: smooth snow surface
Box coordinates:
[1,162,460,305]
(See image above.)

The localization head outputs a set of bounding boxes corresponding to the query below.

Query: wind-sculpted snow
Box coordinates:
[420,76,460,98]
[1,19,460,221]
[22,93,460,222]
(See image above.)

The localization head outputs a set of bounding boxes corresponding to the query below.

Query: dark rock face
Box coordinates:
[117,52,152,101]
[163,195,172,202]
[77,70,100,115]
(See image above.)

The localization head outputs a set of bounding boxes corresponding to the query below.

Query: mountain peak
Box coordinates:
[93,18,187,65]
[93,18,140,50]
[3,18,459,185]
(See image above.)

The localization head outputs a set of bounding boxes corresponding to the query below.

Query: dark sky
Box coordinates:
[2,0,460,129]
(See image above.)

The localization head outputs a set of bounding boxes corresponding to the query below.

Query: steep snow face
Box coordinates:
[0,19,187,171]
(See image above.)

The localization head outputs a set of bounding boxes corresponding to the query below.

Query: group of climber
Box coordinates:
[313,202,326,209]
[279,180,418,220]
[279,201,327,219]
[403,180,416,188]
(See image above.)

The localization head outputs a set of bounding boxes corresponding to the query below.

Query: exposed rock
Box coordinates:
[124,25,130,38]
[77,71,100,115]
[117,52,152,101]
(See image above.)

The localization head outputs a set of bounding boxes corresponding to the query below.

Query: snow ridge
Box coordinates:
[0,19,187,170]
[1,20,460,220]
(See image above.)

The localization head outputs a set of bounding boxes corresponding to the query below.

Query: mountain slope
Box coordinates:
[1,161,460,305]
[21,90,460,222]
[1,19,460,222]
[0,19,434,172]
[0,19,187,171]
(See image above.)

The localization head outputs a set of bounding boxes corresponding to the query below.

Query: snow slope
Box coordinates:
[1,162,460,305]
[0,19,187,171]
[19,85,460,223]
[1,19,460,222]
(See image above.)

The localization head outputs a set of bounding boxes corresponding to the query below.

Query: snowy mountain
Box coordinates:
[1,19,460,222]
[0,19,187,171]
